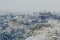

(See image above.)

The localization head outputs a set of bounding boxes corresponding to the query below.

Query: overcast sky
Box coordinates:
[0,0,60,12]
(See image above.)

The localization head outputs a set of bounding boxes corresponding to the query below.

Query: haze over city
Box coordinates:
[0,0,60,40]
[0,0,60,13]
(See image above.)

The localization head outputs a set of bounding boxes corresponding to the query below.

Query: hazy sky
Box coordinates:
[0,0,60,12]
